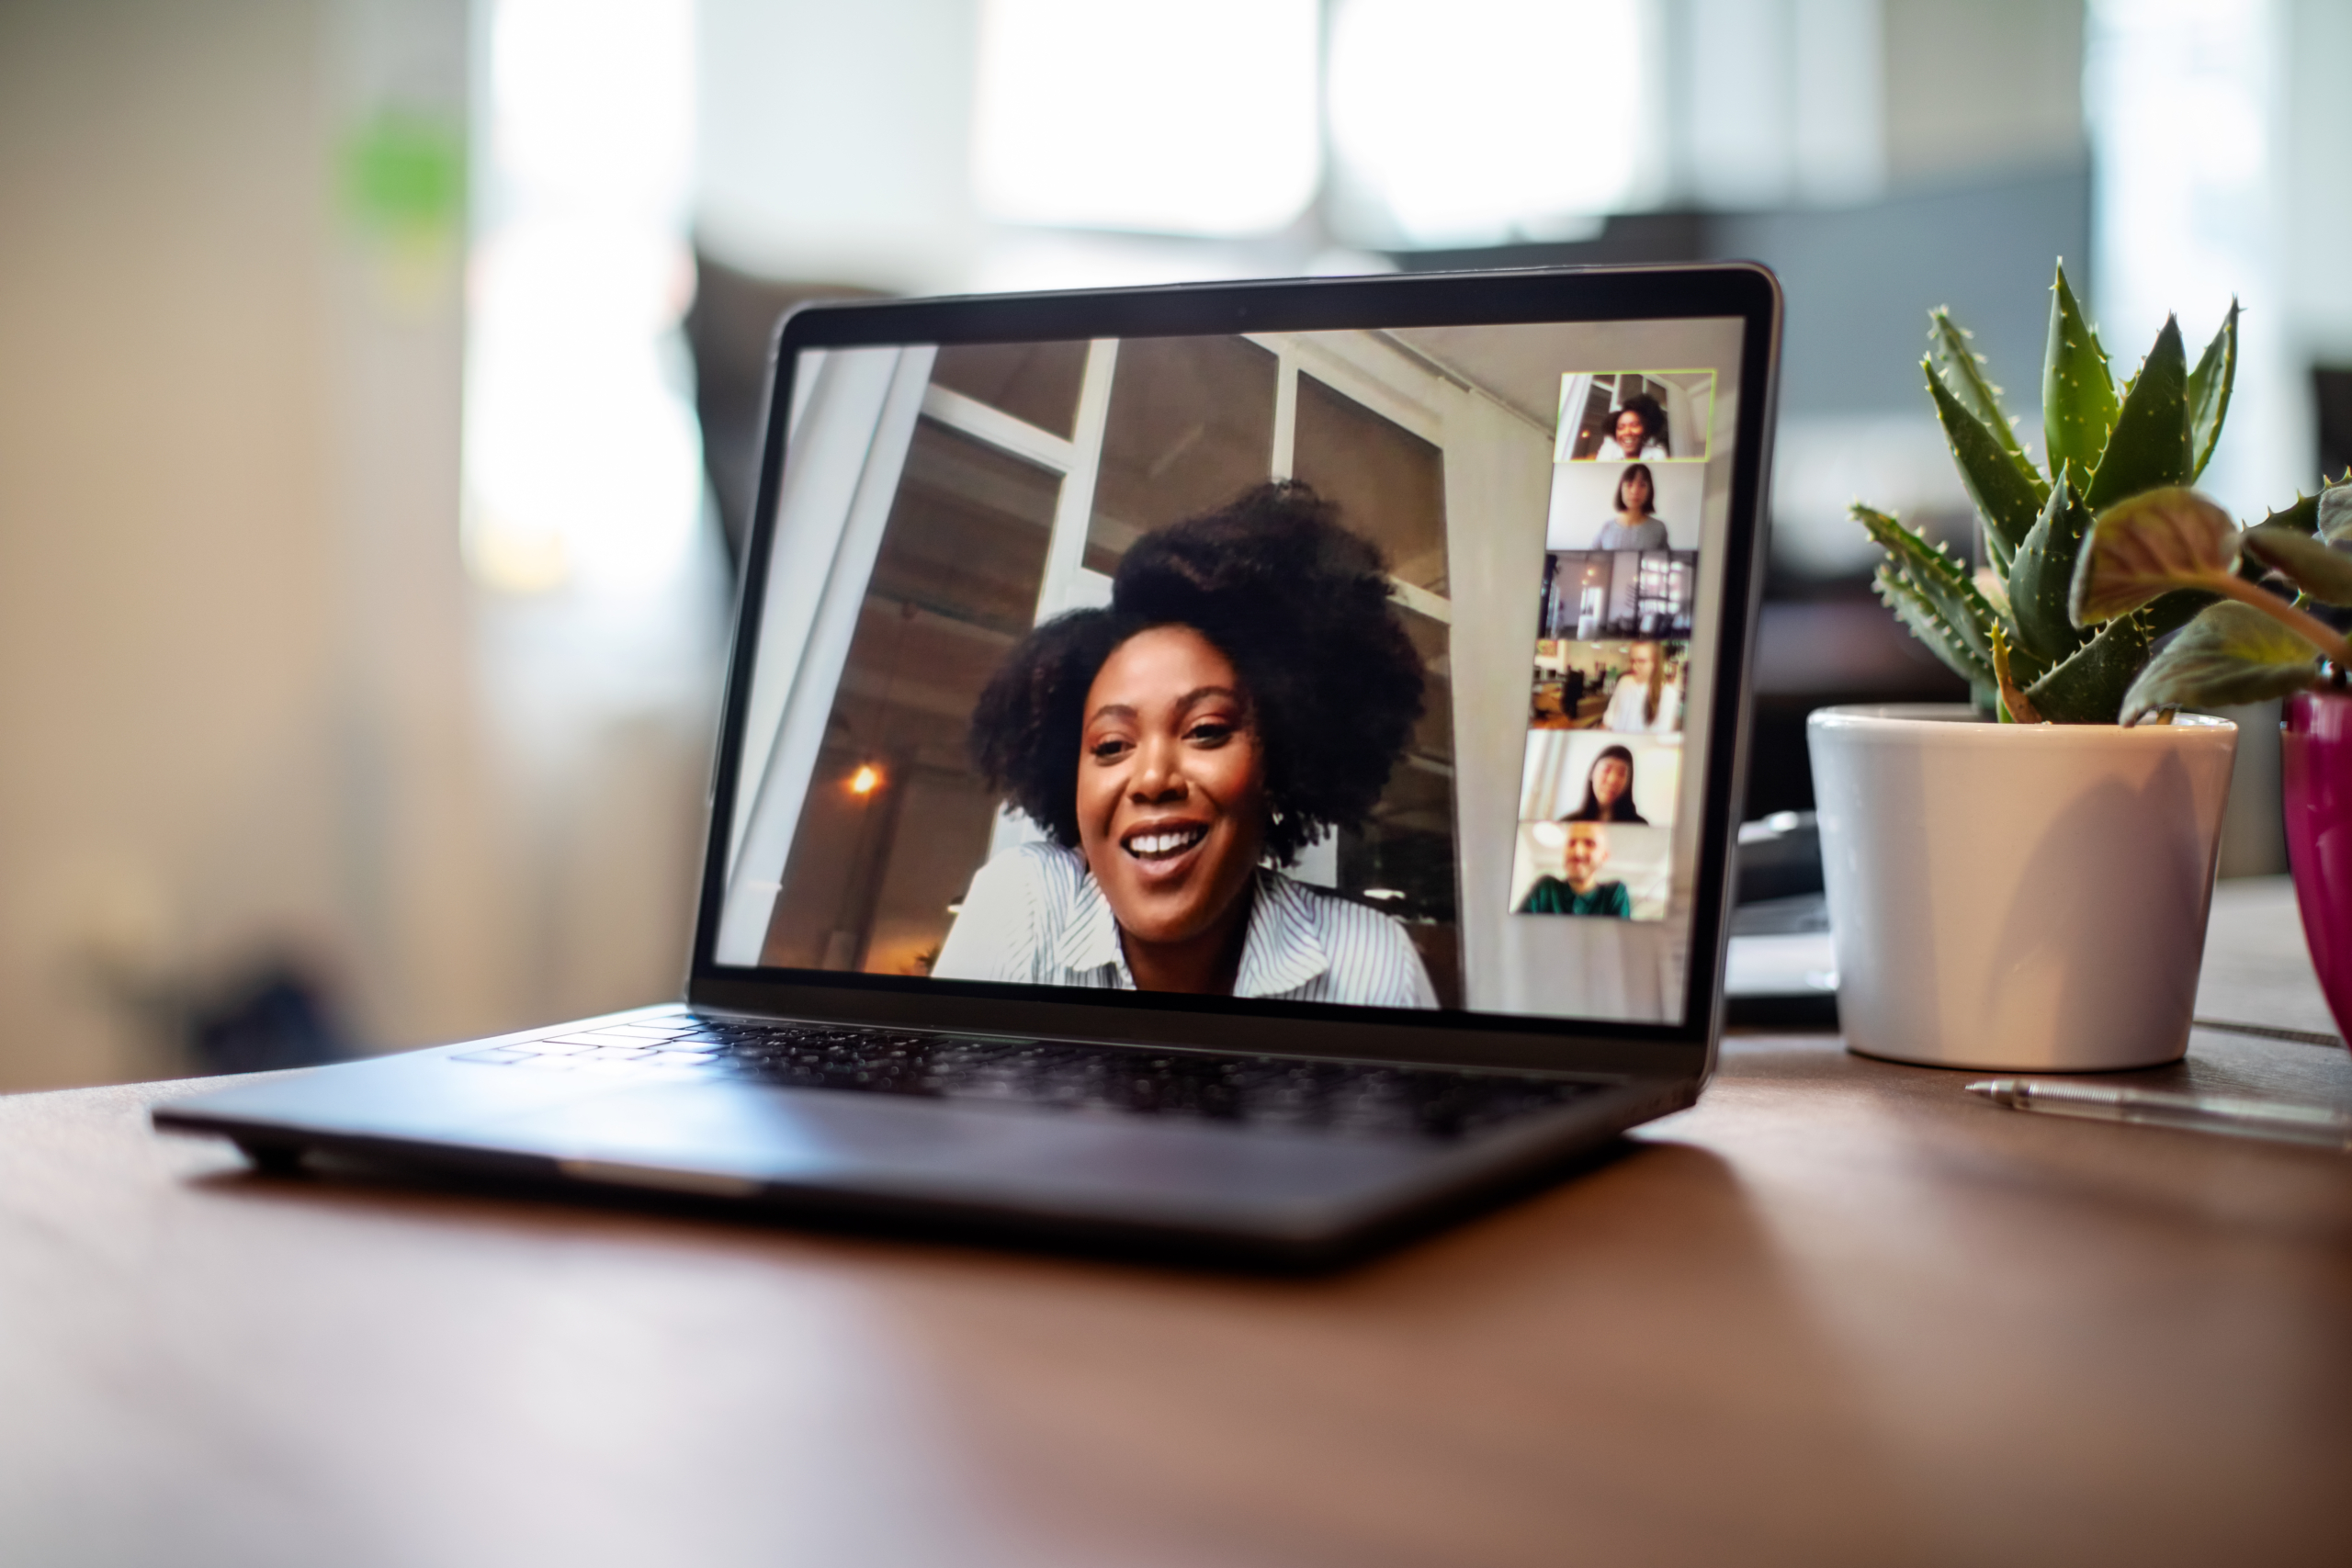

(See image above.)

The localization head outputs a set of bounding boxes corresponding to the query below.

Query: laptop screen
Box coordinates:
[710,311,1747,1030]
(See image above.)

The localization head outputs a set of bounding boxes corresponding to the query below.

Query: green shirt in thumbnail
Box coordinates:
[1517,877,1633,918]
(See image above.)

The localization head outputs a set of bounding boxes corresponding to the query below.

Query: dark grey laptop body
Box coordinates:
[157,264,1782,1265]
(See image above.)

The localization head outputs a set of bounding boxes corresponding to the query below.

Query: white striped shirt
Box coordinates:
[933,841,1439,1009]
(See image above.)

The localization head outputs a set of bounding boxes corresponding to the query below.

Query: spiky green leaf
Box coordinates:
[2261,491,2322,536]
[1975,564,2013,623]
[2043,264,2120,477]
[2025,609,2154,724]
[2239,490,2324,591]
[1928,308,2028,461]
[1983,521,2016,574]
[2083,316,2194,510]
[1925,362,2046,555]
[1853,502,2004,665]
[2069,486,2238,625]
[2184,300,2239,480]
[2241,523,2352,606]
[2120,600,2323,725]
[2007,471,2096,660]
[1875,566,1995,688]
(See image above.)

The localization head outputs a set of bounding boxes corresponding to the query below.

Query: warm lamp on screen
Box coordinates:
[848,763,882,796]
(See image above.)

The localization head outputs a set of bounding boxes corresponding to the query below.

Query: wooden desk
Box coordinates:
[4,880,2346,1567]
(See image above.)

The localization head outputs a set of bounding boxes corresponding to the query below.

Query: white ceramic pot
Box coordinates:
[1806,704,2237,1071]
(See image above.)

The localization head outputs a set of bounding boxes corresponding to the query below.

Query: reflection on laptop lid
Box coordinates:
[699,273,1773,1064]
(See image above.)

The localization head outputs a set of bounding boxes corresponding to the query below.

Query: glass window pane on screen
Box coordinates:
[761,419,1059,976]
[1290,377,1459,1005]
[1337,596,1463,1006]
[1290,371,1448,593]
[1635,552,1697,638]
[930,341,1088,440]
[1086,335,1277,575]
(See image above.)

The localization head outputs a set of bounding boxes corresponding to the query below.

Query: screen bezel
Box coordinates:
[686,264,1781,1080]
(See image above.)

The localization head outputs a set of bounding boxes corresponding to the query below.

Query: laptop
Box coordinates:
[157,264,1782,1264]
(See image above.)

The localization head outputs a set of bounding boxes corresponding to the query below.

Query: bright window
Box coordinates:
[1328,0,1651,247]
[972,0,1322,236]
[464,0,702,594]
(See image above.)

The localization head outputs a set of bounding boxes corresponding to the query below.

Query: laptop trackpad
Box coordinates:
[482,1081,1446,1228]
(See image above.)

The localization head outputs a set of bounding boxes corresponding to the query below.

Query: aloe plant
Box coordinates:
[1855,262,2247,722]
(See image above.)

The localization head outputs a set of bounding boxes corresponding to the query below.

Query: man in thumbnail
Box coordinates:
[1518,821,1633,917]
[935,483,1439,1007]
[1594,463,1668,550]
[1606,393,1669,459]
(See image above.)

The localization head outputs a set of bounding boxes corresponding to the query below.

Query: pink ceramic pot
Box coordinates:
[2280,688,2352,1039]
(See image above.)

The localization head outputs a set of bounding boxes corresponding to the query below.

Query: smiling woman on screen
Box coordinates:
[1604,393,1669,459]
[1564,743,1648,824]
[933,484,1437,1006]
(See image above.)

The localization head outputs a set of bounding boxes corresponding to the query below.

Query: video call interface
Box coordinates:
[715,319,1744,1026]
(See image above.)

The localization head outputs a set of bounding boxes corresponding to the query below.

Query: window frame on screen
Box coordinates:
[686,264,1781,1082]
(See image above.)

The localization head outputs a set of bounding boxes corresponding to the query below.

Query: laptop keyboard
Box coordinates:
[452,1016,1603,1140]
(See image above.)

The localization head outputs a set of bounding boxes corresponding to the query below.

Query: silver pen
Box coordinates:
[1965,1078,2352,1151]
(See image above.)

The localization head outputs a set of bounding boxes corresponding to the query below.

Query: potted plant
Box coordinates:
[1809,264,2256,1071]
[2066,480,2352,1042]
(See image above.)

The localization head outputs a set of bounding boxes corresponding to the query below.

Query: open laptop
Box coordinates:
[157,265,1781,1264]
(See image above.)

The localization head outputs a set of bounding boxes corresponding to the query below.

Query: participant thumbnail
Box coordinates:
[1546,462,1703,553]
[1556,369,1716,462]
[1519,729,1681,827]
[1530,638,1687,733]
[1538,549,1696,641]
[1509,820,1671,921]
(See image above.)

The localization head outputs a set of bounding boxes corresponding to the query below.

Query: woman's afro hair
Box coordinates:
[968,482,1427,866]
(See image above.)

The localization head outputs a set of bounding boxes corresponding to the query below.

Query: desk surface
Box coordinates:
[4,880,2347,1568]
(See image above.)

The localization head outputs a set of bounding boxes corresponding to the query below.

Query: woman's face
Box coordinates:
[1590,754,1631,806]
[1629,643,1657,682]
[1612,409,1648,456]
[1621,468,1655,513]
[1076,625,1267,950]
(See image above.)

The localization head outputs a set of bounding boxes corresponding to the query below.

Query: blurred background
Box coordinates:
[4,0,2350,1089]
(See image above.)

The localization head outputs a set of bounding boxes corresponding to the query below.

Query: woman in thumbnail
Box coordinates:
[1594,464,1669,550]
[1565,743,1647,824]
[1602,641,1680,735]
[934,483,1438,1007]
[1606,393,1670,459]
[1518,821,1633,917]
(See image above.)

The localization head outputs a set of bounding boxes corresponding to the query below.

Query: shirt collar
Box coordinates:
[1052,865,1332,997]
[1234,869,1332,998]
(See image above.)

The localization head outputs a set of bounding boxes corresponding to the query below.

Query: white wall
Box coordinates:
[1882,0,2085,186]
[0,0,716,1090]
[0,0,352,1088]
